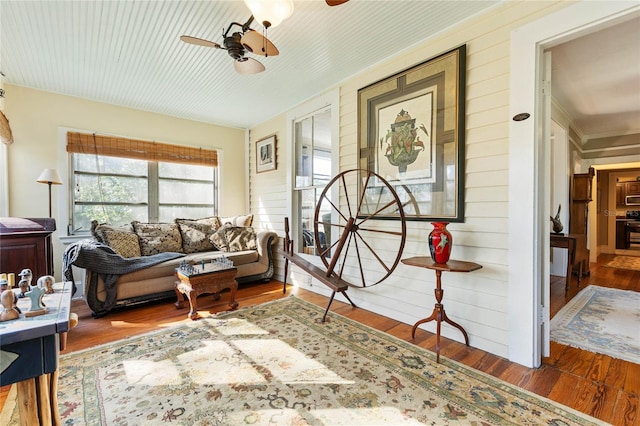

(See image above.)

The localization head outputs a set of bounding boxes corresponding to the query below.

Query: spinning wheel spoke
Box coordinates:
[354,231,392,274]
[352,235,367,287]
[314,169,406,289]
[356,227,404,236]
[357,199,400,226]
[355,170,373,218]
[342,173,354,218]
[321,193,349,224]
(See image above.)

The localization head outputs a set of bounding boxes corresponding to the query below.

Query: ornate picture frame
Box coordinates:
[358,45,466,222]
[256,135,277,173]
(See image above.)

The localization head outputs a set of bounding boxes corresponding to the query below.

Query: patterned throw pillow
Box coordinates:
[219,214,253,227]
[210,225,257,253]
[91,220,134,244]
[101,229,141,258]
[132,222,183,256]
[176,217,221,254]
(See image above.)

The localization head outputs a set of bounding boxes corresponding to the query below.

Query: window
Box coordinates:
[293,108,332,255]
[67,132,217,234]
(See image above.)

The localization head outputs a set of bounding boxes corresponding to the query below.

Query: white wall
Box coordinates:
[248,1,574,361]
[4,85,246,281]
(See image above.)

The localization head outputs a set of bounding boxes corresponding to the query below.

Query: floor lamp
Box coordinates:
[37,168,62,217]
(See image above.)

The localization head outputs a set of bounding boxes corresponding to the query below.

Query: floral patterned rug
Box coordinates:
[4,296,606,425]
[551,285,640,364]
[604,255,640,271]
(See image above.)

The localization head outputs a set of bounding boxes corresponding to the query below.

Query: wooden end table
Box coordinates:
[174,264,239,320]
[401,256,482,363]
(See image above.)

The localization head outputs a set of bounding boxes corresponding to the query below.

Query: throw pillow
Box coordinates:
[91,220,134,244]
[175,217,221,254]
[101,229,141,258]
[210,225,257,253]
[219,214,253,227]
[132,222,183,256]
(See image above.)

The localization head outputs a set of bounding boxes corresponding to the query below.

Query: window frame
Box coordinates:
[63,129,219,236]
[286,89,340,259]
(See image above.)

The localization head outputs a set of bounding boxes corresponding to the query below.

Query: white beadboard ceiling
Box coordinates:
[0,0,500,129]
[1,0,638,140]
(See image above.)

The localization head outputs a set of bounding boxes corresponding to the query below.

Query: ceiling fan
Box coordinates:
[180,0,350,75]
[180,16,278,75]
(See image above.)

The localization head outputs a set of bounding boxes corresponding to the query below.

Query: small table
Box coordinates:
[0,281,73,425]
[401,257,482,363]
[174,264,239,320]
[550,233,588,293]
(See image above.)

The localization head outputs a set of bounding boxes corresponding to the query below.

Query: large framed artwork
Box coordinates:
[256,135,277,173]
[358,45,466,222]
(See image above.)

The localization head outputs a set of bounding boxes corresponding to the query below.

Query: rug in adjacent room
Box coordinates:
[550,285,640,364]
[604,255,640,271]
[4,297,606,425]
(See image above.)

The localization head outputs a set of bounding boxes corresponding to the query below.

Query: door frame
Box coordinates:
[508,1,640,368]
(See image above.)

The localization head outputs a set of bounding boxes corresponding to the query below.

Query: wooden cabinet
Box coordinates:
[571,169,594,202]
[616,221,630,249]
[616,183,626,205]
[569,168,594,277]
[626,181,640,196]
[0,218,56,280]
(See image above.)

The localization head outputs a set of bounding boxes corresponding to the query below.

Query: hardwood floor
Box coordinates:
[1,254,638,425]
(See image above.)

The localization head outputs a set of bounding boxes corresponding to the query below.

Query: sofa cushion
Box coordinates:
[132,222,183,256]
[219,214,253,227]
[175,217,221,254]
[210,226,257,252]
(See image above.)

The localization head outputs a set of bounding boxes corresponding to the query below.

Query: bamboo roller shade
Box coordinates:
[66,132,217,167]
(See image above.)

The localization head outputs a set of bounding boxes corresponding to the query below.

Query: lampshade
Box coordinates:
[37,168,62,185]
[234,57,266,75]
[244,0,294,28]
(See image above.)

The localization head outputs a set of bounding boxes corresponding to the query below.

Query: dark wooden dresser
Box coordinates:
[0,217,56,279]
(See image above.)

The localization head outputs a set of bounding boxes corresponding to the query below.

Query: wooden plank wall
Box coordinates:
[248,1,569,359]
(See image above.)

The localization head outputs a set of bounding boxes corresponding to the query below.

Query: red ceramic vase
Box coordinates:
[428,222,452,264]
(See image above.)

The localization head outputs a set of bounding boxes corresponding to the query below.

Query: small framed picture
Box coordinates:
[256,135,277,173]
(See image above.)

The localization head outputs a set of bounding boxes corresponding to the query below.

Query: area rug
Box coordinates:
[604,255,640,271]
[4,297,606,425]
[551,285,640,364]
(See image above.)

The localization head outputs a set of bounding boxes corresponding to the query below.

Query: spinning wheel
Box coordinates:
[281,169,407,321]
[313,169,406,287]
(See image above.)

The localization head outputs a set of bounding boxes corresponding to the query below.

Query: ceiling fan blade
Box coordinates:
[241,30,279,57]
[180,35,221,49]
[326,0,349,6]
[234,57,265,74]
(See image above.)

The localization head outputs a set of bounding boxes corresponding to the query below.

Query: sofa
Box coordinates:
[65,214,278,317]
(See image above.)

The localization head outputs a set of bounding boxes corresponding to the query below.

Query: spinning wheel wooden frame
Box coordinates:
[281,169,407,321]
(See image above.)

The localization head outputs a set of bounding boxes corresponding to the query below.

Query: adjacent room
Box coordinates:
[1,1,638,425]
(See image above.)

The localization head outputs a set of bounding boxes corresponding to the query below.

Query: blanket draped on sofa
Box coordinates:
[63,240,185,316]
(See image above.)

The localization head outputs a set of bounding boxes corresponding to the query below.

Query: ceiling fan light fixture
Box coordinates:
[244,0,293,28]
[234,57,265,74]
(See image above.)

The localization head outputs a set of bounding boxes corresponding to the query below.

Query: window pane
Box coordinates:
[299,189,316,254]
[159,206,215,223]
[313,150,331,187]
[74,154,147,175]
[159,162,213,180]
[312,109,332,186]
[75,174,148,203]
[295,117,313,188]
[73,204,147,233]
[159,180,214,204]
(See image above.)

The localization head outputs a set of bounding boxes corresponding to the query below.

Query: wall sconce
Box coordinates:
[37,168,62,217]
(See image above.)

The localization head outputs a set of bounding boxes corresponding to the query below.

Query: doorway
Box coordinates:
[508,2,640,368]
